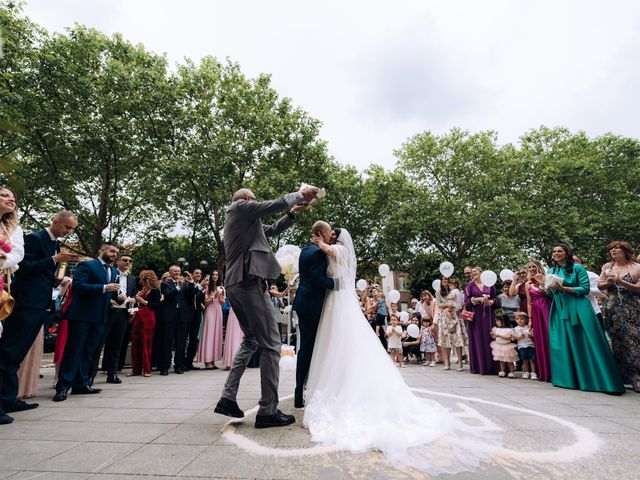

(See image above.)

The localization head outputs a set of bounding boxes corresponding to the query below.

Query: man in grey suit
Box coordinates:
[214,186,318,428]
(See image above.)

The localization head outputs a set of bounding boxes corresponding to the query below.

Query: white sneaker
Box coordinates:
[422,362,428,366]
[522,372,530,379]
[498,371,505,377]
[429,361,436,367]
[530,372,538,380]
[507,372,516,379]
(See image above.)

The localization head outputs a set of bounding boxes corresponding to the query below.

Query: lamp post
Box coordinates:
[177,257,186,274]
[199,260,208,274]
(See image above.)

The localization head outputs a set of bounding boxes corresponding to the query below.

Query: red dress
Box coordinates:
[131,289,160,375]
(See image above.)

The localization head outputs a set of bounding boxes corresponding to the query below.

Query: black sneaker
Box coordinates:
[214,398,244,418]
[255,409,296,429]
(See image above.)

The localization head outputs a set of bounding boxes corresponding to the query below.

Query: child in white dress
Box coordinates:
[490,317,518,378]
[386,315,405,367]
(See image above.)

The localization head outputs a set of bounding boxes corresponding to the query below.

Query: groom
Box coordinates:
[292,221,340,408]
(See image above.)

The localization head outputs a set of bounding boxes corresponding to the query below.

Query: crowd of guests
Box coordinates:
[0,182,639,426]
[360,243,640,396]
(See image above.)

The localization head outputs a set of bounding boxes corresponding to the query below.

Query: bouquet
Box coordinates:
[275,244,301,285]
[0,239,11,254]
[299,182,326,206]
[544,274,564,289]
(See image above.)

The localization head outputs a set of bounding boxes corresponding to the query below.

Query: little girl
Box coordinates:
[420,318,437,366]
[386,315,404,367]
[490,317,518,378]
[513,312,537,379]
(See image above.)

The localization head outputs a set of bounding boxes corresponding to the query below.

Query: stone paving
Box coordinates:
[0,361,639,479]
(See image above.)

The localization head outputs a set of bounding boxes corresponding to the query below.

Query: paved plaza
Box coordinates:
[1,360,639,480]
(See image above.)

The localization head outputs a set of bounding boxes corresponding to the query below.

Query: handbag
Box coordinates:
[0,269,15,321]
[460,309,474,322]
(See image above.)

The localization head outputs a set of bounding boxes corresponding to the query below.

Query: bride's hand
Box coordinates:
[311,233,324,245]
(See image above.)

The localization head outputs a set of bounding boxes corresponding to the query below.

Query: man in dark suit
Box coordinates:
[156,265,196,375]
[185,268,204,370]
[214,187,318,428]
[91,253,137,384]
[0,211,77,424]
[292,221,339,408]
[53,242,120,402]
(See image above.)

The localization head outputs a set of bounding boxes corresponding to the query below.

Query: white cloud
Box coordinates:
[21,0,640,170]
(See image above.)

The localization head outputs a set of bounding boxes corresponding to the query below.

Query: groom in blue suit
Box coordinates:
[292,221,339,408]
[53,242,121,401]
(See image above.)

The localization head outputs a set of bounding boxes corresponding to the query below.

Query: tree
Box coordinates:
[2,19,174,254]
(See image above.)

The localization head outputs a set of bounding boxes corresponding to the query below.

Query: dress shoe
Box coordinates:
[52,389,69,402]
[106,375,122,384]
[159,369,169,376]
[255,409,296,429]
[0,413,14,425]
[4,400,39,413]
[71,385,102,395]
[186,364,200,370]
[214,397,244,418]
[174,367,184,374]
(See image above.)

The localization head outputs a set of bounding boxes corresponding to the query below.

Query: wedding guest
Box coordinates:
[17,326,44,399]
[573,256,607,331]
[508,268,529,312]
[513,312,537,380]
[524,260,552,382]
[402,315,422,364]
[463,266,473,286]
[490,317,517,378]
[416,290,435,322]
[53,243,121,402]
[598,241,640,392]
[464,267,500,375]
[197,271,225,369]
[386,315,404,367]
[0,207,77,424]
[547,244,624,394]
[434,277,451,363]
[373,288,389,349]
[270,283,289,343]
[420,317,437,366]
[498,280,520,326]
[185,268,204,370]
[92,253,137,384]
[437,279,466,371]
[129,270,161,377]
[53,278,74,386]
[157,265,196,375]
[223,306,244,370]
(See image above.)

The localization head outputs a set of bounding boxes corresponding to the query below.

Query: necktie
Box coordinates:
[103,264,111,282]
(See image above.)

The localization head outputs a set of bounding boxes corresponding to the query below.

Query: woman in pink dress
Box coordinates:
[223,305,244,370]
[525,260,552,382]
[196,271,226,369]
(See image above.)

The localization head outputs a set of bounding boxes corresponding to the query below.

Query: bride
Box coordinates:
[303,228,501,475]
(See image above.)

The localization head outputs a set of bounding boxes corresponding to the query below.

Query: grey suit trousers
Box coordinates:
[222,278,281,415]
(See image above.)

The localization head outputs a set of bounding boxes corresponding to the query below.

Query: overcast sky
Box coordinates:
[21,0,640,171]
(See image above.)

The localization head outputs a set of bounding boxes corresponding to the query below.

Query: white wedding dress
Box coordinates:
[303,230,501,475]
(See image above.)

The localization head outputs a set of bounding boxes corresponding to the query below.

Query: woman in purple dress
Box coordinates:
[525,260,552,382]
[464,267,500,375]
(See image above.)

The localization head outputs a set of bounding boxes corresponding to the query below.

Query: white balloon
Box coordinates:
[356,279,367,291]
[407,324,420,337]
[480,270,498,287]
[432,279,441,292]
[388,289,401,303]
[499,269,514,281]
[275,244,301,260]
[439,261,455,278]
[378,263,390,277]
[398,311,409,323]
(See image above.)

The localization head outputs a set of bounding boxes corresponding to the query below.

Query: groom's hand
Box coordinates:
[300,186,320,202]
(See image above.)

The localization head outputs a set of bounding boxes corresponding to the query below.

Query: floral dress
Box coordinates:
[603,272,640,391]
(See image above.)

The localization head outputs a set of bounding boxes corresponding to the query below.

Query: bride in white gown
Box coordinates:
[303,228,501,475]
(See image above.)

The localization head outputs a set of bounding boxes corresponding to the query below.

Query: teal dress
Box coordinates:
[548,263,624,393]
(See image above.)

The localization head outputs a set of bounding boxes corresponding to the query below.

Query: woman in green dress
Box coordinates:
[547,244,624,394]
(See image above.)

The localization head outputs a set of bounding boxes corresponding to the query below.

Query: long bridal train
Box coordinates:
[303,229,502,475]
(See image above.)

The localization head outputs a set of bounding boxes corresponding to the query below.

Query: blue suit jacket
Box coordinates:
[292,243,336,316]
[67,259,117,324]
[12,229,59,309]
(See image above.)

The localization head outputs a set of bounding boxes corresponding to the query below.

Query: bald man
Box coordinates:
[215,187,317,428]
